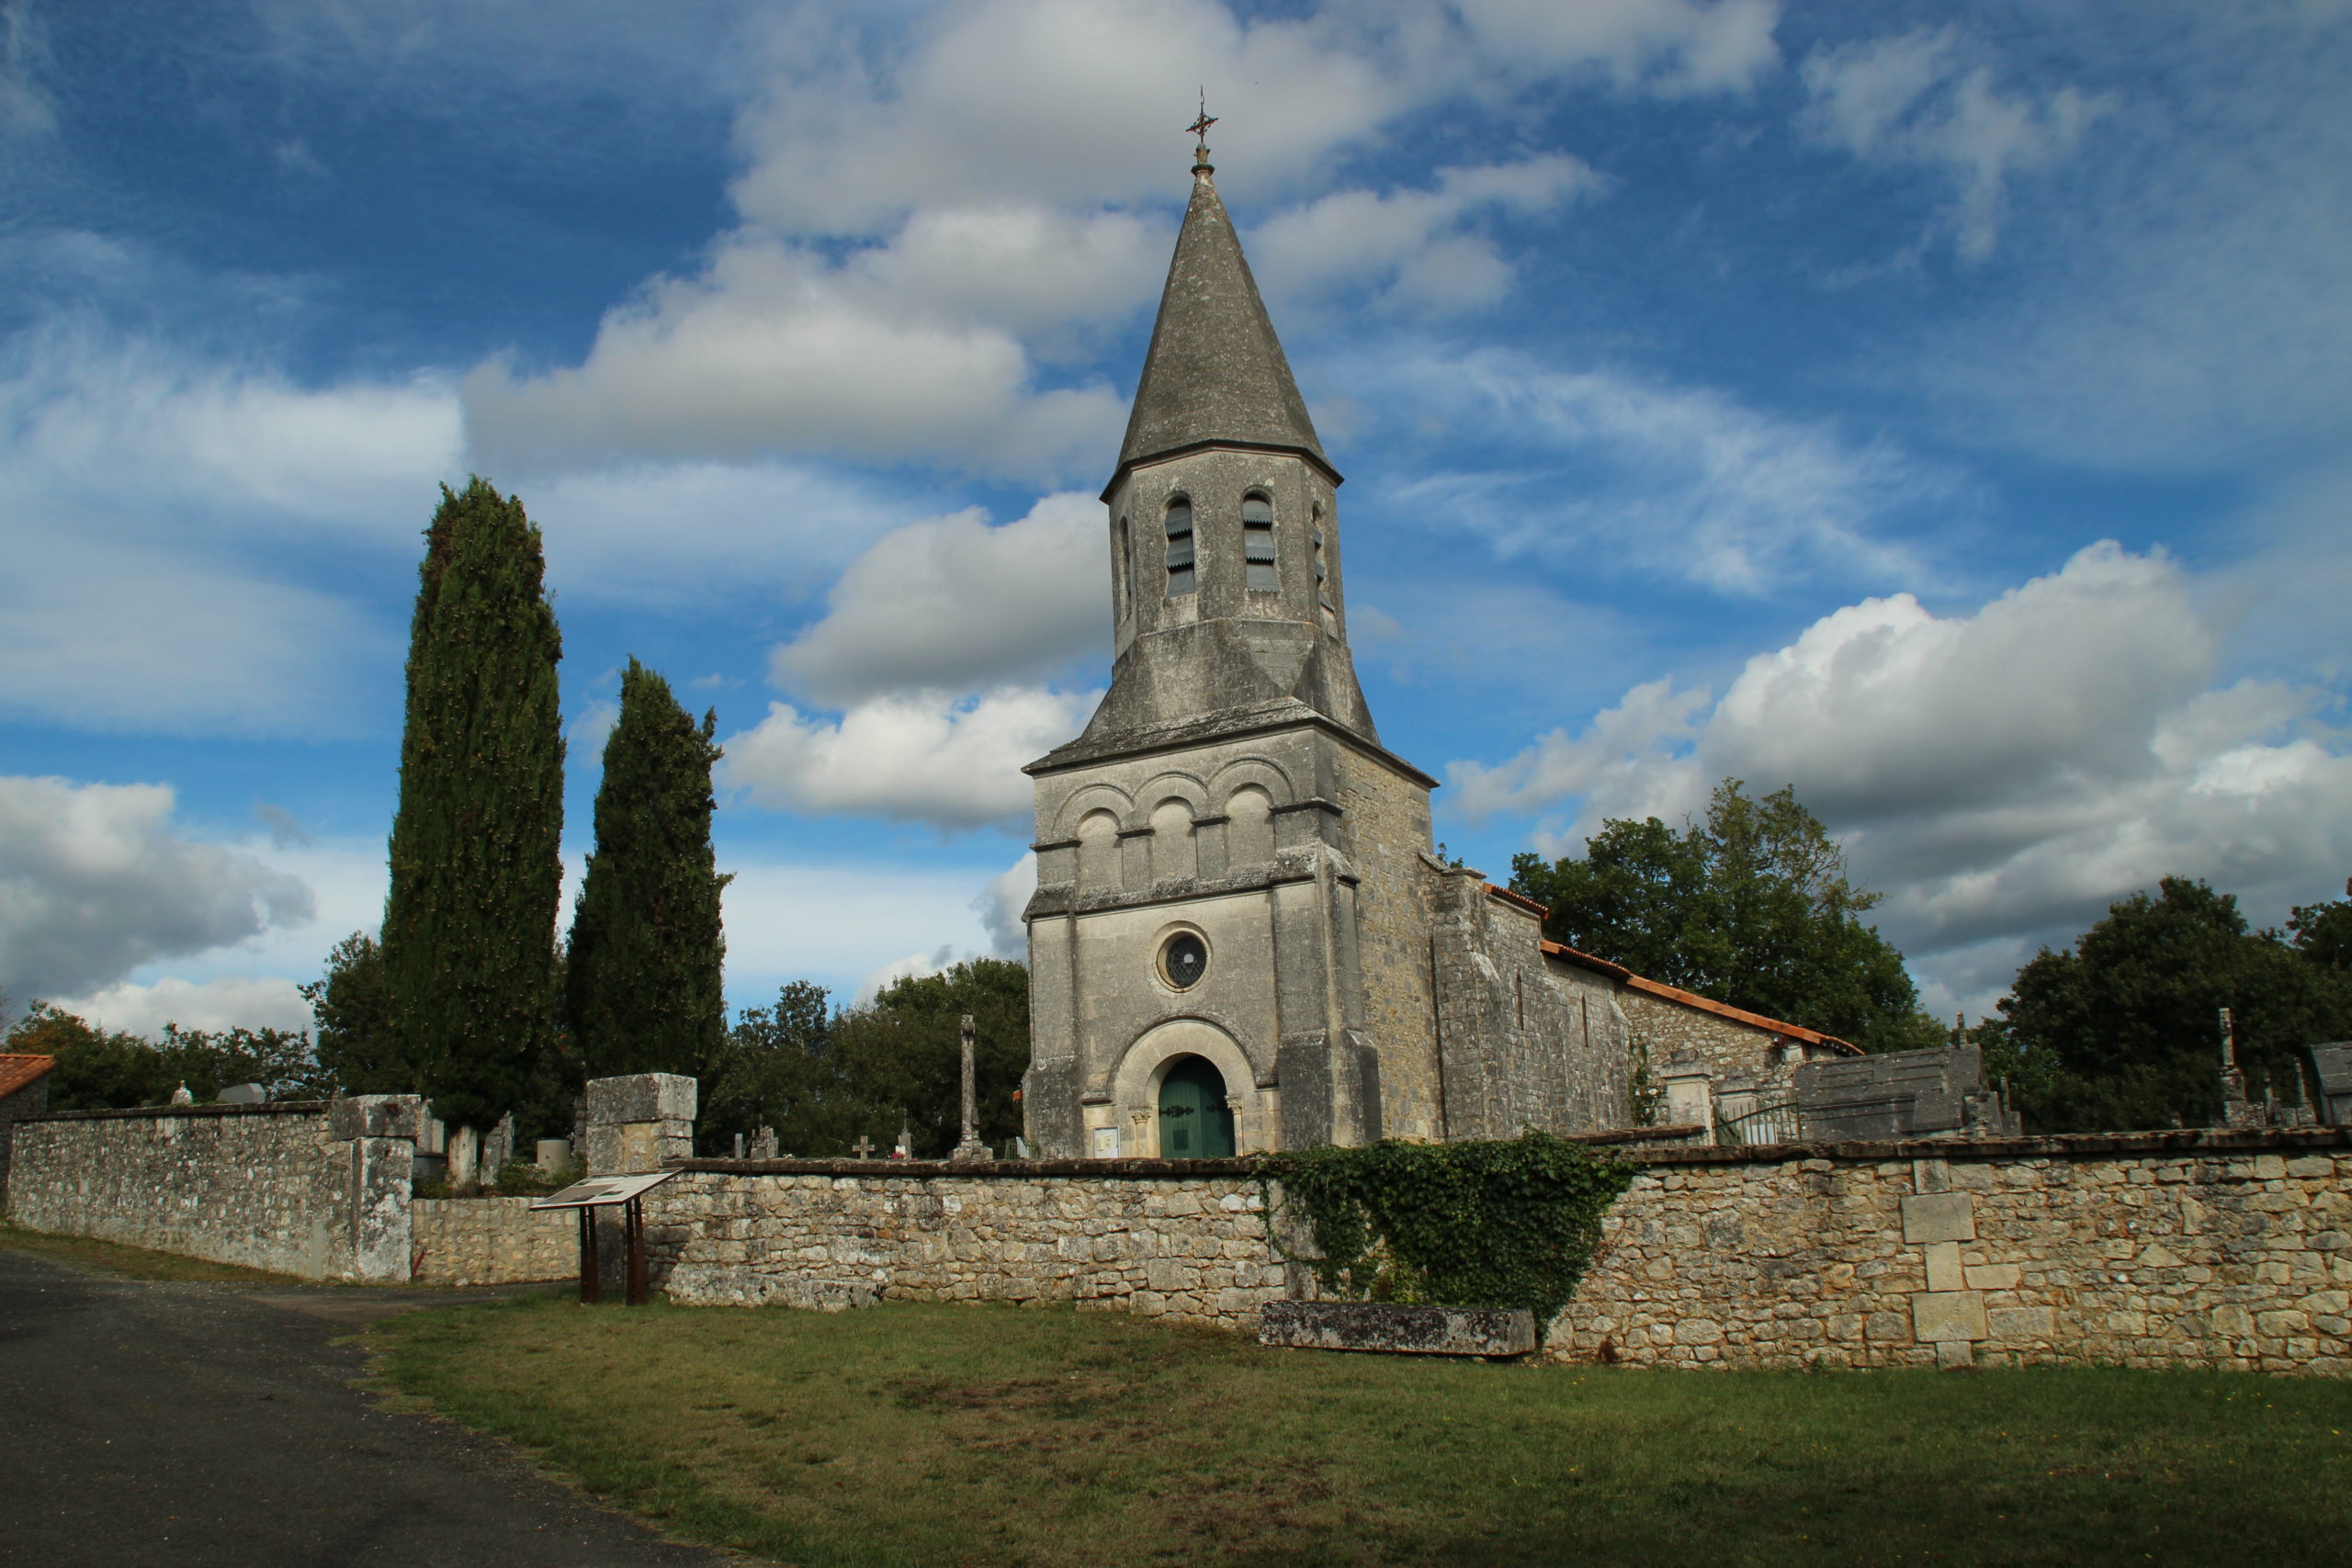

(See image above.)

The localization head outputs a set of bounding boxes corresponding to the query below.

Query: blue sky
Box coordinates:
[4,0,2347,1039]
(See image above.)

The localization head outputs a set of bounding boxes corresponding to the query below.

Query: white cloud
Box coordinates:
[1450,0,1781,96]
[469,0,1792,478]
[0,332,455,733]
[975,852,1036,958]
[1801,28,2107,260]
[0,775,315,1002]
[1452,542,2352,1010]
[1910,17,2352,472]
[728,0,1399,235]
[0,330,461,534]
[0,540,397,737]
[1369,351,1951,592]
[1253,158,1603,314]
[722,687,1094,831]
[462,237,1127,479]
[719,860,1001,1000]
[855,946,960,1008]
[54,975,315,1038]
[772,493,1105,706]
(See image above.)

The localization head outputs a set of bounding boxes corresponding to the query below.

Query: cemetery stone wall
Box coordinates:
[411,1196,577,1286]
[4,1096,421,1281]
[646,1159,1287,1325]
[1555,1126,2352,1373]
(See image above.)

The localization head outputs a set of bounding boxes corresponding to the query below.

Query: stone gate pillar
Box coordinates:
[326,1093,425,1281]
[582,1073,696,1296]
[582,1074,697,1175]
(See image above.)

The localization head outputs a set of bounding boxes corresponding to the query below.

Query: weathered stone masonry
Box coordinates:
[641,1129,2352,1375]
[1557,1126,2352,1372]
[5,1096,420,1282]
[650,1159,1288,1325]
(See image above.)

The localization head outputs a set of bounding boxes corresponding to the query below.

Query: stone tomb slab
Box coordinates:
[1259,1301,1536,1357]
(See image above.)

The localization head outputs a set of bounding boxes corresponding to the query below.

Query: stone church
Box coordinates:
[1019,135,1855,1158]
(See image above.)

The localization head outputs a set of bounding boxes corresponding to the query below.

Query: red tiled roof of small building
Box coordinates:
[0,1053,57,1100]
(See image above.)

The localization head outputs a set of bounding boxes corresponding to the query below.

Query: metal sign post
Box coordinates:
[531,1169,680,1305]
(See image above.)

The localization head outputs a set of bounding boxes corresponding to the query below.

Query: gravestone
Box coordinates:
[480,1111,517,1175]
[1793,1045,2019,1141]
[215,1083,266,1105]
[749,1126,780,1159]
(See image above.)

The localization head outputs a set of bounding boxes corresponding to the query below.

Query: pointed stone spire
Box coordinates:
[1114,147,1329,488]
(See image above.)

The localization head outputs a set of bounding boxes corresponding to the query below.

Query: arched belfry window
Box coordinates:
[1164,498,1195,596]
[1243,493,1276,590]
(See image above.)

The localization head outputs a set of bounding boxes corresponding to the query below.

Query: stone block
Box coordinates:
[1902,1192,1976,1244]
[1986,1304,2055,1340]
[1912,1290,1989,1343]
[1924,1241,1965,1292]
[1259,1301,1536,1357]
[328,1094,426,1142]
[585,1073,698,1127]
[1966,1263,2022,1291]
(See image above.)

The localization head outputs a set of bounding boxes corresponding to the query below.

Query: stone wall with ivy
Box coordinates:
[1555,1126,2352,1372]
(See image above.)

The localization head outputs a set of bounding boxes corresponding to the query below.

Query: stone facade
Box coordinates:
[1021,150,1859,1158]
[5,1096,422,1281]
[651,1161,1286,1326]
[411,1196,577,1286]
[1556,1127,2352,1372]
[1431,874,1635,1140]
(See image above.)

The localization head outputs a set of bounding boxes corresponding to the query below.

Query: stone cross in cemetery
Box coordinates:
[851,1134,876,1158]
[952,1012,992,1162]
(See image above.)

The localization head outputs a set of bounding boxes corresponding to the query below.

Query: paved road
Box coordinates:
[0,1247,735,1566]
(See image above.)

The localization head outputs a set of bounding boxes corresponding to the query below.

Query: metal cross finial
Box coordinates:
[1188,90,1217,149]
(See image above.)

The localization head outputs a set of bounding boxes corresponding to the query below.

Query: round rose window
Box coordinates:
[1160,931,1208,989]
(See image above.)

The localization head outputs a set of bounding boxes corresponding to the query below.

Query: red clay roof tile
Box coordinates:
[0,1053,58,1100]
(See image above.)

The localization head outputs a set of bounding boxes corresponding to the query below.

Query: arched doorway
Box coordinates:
[1158,1055,1236,1157]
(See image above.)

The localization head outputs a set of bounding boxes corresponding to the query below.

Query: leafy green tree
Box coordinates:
[2290,879,2352,973]
[1510,779,1943,1052]
[695,963,1031,1158]
[7,1005,326,1109]
[300,932,412,1094]
[1981,877,2352,1133]
[565,659,729,1081]
[832,959,1030,1157]
[380,478,565,1164]
[698,980,857,1156]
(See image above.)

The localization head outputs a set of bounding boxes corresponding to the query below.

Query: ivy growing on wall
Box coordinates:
[1257,1132,1637,1320]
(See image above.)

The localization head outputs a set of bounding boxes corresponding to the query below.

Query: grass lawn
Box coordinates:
[0,1221,312,1285]
[370,1293,2352,1567]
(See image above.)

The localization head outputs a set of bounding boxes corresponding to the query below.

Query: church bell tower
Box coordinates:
[1020,120,1442,1158]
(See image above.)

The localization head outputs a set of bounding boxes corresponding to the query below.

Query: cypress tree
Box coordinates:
[566,659,729,1079]
[381,479,564,1171]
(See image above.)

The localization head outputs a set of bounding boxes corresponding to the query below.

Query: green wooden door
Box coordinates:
[1158,1056,1236,1158]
